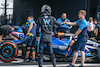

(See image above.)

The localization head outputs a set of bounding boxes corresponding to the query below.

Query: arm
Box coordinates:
[64,20,77,26]
[87,26,89,31]
[26,22,33,36]
[36,19,40,41]
[73,29,82,38]
[94,29,98,36]
[90,26,92,31]
[53,18,63,26]
[94,24,98,36]
[87,26,92,32]
[28,23,33,32]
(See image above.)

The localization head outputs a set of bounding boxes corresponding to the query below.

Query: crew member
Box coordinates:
[87,17,94,38]
[93,19,100,40]
[22,16,36,62]
[65,10,87,67]
[36,5,65,67]
[57,13,71,33]
[0,25,12,43]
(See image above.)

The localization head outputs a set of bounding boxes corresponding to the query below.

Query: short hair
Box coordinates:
[89,17,93,20]
[62,12,67,14]
[94,19,97,22]
[28,16,34,20]
[79,10,86,16]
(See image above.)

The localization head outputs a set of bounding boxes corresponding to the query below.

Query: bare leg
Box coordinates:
[0,35,4,42]
[32,47,35,60]
[26,47,30,58]
[80,51,85,66]
[72,50,78,65]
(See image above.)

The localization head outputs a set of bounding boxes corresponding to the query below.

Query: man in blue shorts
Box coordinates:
[64,10,87,67]
[22,16,36,62]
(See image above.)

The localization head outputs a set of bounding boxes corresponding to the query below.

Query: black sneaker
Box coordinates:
[67,64,75,67]
[30,59,36,63]
[24,58,29,62]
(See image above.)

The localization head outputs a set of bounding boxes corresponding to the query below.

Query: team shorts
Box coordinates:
[22,36,36,47]
[73,38,87,52]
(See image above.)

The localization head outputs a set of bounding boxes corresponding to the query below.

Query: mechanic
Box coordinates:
[87,17,94,38]
[57,13,71,33]
[0,25,12,43]
[93,19,100,40]
[64,10,87,67]
[22,16,36,62]
[36,5,65,67]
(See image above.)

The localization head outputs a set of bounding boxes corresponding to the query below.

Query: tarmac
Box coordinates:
[0,58,100,67]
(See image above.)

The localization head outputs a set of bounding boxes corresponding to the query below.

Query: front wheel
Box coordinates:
[0,41,17,62]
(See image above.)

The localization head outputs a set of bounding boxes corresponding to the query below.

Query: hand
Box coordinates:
[69,40,75,46]
[36,37,40,41]
[64,20,67,24]
[26,32,30,36]
[58,32,64,37]
[11,27,15,31]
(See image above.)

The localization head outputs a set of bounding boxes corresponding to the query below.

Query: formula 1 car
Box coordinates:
[0,25,99,62]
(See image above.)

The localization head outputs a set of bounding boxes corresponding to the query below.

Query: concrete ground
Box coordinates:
[0,58,100,67]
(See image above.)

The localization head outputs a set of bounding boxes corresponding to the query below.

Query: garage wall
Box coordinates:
[13,0,91,33]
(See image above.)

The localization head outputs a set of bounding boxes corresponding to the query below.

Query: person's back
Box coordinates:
[37,15,62,35]
[36,5,64,67]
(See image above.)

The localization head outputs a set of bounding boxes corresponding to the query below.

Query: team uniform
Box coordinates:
[57,18,70,24]
[57,18,71,32]
[22,19,36,48]
[37,15,63,67]
[73,19,87,52]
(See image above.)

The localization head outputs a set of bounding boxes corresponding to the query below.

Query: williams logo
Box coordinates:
[43,19,50,25]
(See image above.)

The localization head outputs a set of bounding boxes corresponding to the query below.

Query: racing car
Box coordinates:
[0,25,100,62]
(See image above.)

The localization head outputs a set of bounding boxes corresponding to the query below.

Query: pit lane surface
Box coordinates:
[0,58,100,67]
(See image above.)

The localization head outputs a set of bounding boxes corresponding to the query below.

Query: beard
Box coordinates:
[62,18,65,22]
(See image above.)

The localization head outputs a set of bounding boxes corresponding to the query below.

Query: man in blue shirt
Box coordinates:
[22,16,36,62]
[57,13,71,33]
[64,10,87,67]
[57,13,70,22]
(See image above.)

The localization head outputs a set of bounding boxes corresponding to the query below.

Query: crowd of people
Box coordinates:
[0,4,100,67]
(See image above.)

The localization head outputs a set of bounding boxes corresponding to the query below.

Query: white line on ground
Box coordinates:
[0,63,100,67]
